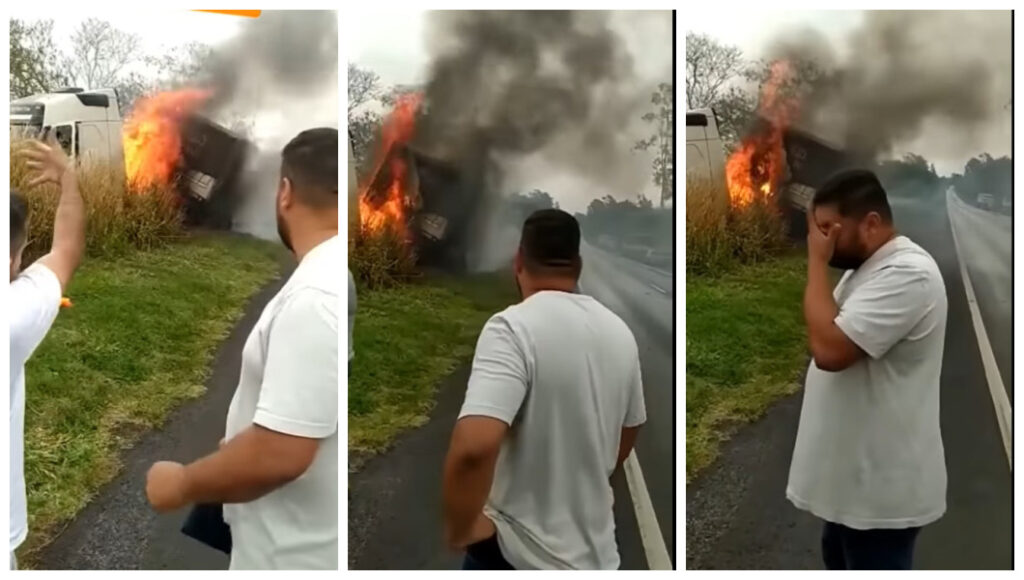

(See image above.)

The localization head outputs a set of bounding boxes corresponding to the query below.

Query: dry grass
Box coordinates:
[686,178,789,276]
[349,224,417,289]
[10,142,183,262]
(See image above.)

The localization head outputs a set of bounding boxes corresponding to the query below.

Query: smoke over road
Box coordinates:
[763,10,1010,162]
[198,10,340,240]
[417,10,667,204]
[409,10,670,269]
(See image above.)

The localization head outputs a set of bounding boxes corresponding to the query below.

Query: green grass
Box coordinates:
[348,272,518,462]
[20,233,283,561]
[685,253,809,482]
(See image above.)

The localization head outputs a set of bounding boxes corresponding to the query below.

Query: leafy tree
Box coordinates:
[10,19,66,98]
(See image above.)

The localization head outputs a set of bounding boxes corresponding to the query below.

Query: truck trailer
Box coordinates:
[10,87,252,229]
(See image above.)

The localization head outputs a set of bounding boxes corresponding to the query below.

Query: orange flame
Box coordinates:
[358,93,424,237]
[726,61,799,208]
[123,89,211,189]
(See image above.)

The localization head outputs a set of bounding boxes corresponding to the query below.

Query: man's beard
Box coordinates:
[277,211,293,253]
[829,249,866,271]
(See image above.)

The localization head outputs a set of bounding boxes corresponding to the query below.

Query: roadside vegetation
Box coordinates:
[348,224,516,465]
[12,150,284,560]
[685,178,806,481]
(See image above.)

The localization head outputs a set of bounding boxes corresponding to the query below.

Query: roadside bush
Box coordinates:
[350,224,417,289]
[686,178,789,276]
[10,142,183,262]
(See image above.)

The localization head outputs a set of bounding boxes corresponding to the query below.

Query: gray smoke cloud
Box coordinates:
[763,10,1010,161]
[415,10,659,196]
[191,10,339,240]
[200,10,339,117]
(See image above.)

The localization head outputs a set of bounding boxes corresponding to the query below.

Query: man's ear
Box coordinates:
[278,177,294,210]
[513,248,524,274]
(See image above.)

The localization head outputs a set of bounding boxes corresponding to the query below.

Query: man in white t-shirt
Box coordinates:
[789,169,947,570]
[10,137,87,570]
[145,128,340,570]
[442,209,646,570]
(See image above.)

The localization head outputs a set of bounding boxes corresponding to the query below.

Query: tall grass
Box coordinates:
[686,178,789,276]
[10,143,183,262]
[349,224,417,289]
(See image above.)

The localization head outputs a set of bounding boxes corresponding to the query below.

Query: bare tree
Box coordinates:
[685,32,744,111]
[10,19,67,98]
[635,82,674,207]
[62,18,140,91]
[348,63,381,114]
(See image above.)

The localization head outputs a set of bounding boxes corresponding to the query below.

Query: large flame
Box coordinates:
[358,93,423,237]
[726,61,799,208]
[123,89,211,188]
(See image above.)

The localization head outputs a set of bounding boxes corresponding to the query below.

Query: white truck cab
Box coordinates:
[10,88,123,166]
[686,108,726,188]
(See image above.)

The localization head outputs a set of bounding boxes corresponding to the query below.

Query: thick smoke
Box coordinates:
[764,10,1011,161]
[193,10,339,240]
[416,10,655,196]
[200,10,339,117]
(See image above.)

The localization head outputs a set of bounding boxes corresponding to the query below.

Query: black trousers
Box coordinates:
[462,534,514,570]
[822,521,922,570]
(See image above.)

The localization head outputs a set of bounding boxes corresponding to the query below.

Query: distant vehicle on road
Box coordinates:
[977,192,995,210]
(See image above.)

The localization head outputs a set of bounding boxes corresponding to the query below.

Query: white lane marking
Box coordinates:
[649,283,668,295]
[623,450,672,570]
[947,189,1013,470]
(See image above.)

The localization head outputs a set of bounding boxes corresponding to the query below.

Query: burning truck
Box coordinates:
[354,94,493,272]
[713,61,855,239]
[10,87,252,229]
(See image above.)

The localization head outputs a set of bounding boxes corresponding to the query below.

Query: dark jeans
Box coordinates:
[462,534,515,570]
[822,521,922,570]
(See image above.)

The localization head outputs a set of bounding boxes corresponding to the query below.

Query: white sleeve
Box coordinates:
[624,355,647,428]
[458,314,528,426]
[10,263,63,366]
[834,265,933,360]
[253,289,339,439]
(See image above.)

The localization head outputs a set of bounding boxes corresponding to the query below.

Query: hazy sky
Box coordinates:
[15,10,241,56]
[688,10,1011,176]
[348,10,674,213]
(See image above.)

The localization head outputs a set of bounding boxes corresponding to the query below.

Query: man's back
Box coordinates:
[460,290,645,570]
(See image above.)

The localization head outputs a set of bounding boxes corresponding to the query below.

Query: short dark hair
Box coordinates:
[11,192,29,254]
[813,169,893,223]
[281,127,338,208]
[520,208,581,276]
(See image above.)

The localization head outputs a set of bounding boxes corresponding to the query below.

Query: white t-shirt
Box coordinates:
[458,290,646,570]
[787,235,948,530]
[9,263,62,551]
[223,236,340,570]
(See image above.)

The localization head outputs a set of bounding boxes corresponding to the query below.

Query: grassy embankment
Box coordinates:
[348,224,517,465]
[685,179,808,481]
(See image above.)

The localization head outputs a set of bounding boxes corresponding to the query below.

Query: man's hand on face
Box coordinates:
[20,136,72,187]
[146,461,189,513]
[807,209,840,265]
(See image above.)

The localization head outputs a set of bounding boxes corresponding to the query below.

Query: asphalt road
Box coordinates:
[578,242,676,566]
[34,269,292,570]
[349,244,676,570]
[686,195,1012,570]
[945,192,1013,402]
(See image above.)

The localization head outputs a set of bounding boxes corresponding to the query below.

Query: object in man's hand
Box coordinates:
[181,503,232,554]
[61,297,73,308]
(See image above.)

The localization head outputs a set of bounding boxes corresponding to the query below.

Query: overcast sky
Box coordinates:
[688,10,1011,176]
[348,10,674,213]
[15,10,241,56]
